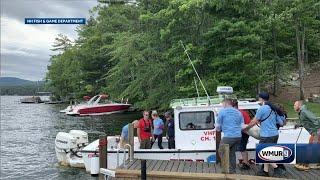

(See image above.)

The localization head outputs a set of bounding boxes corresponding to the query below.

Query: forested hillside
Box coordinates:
[46,0,320,110]
[0,77,46,95]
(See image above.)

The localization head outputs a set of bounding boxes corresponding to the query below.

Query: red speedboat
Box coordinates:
[66,94,131,116]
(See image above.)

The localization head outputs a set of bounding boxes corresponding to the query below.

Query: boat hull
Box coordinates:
[67,104,131,116]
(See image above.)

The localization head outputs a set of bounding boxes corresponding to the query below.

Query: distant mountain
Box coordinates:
[0,77,42,86]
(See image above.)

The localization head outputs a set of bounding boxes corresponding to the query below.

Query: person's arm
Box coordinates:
[295,112,305,129]
[215,111,222,132]
[137,128,141,142]
[243,107,263,131]
[240,113,245,129]
[243,117,259,131]
[276,115,285,127]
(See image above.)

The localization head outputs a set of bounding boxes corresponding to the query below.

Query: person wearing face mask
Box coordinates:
[244,92,285,177]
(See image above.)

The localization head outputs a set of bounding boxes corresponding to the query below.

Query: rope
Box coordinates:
[295,128,303,144]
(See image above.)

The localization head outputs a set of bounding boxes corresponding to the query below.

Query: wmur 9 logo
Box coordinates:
[256,144,295,164]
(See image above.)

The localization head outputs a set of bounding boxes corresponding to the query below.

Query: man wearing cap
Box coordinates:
[244,92,285,177]
[165,112,175,149]
[216,98,244,174]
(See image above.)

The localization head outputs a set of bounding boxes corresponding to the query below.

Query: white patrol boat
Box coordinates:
[55,86,310,173]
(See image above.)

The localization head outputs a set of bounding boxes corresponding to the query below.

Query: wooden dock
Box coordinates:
[108,159,320,180]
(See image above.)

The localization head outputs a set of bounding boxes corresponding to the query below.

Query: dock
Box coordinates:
[106,159,320,180]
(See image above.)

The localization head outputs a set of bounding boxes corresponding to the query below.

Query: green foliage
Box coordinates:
[46,0,320,110]
[0,84,46,96]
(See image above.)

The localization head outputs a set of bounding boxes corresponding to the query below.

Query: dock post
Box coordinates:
[215,131,221,163]
[141,159,147,180]
[128,123,134,160]
[220,144,229,174]
[99,135,108,169]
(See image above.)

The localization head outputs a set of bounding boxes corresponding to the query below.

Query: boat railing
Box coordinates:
[170,94,250,108]
[116,144,132,168]
[170,96,222,108]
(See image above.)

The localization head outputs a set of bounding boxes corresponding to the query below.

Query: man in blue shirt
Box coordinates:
[151,110,164,149]
[244,92,285,177]
[216,98,244,173]
[120,120,138,148]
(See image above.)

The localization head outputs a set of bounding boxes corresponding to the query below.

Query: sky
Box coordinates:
[1,0,97,81]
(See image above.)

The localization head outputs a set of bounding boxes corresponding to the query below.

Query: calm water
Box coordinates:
[0,96,141,180]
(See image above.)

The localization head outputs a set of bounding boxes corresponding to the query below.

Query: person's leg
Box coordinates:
[158,134,163,149]
[169,137,175,149]
[145,139,152,149]
[140,139,146,149]
[168,137,173,149]
[229,138,241,173]
[172,137,175,149]
[257,137,269,176]
[238,133,250,169]
[151,135,157,147]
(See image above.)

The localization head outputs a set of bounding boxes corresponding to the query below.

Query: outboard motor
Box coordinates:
[69,130,89,148]
[55,132,78,166]
[55,130,88,167]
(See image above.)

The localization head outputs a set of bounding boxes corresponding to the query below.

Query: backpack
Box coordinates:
[264,102,287,129]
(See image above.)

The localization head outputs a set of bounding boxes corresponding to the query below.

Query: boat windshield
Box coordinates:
[179,111,214,130]
[97,98,114,104]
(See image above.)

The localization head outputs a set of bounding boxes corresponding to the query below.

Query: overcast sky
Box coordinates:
[1,0,97,81]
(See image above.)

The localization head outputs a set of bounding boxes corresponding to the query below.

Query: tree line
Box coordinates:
[46,0,320,110]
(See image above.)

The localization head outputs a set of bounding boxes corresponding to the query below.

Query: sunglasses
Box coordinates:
[144,114,149,116]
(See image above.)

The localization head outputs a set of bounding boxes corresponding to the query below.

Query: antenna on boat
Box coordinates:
[194,77,200,98]
[180,41,211,104]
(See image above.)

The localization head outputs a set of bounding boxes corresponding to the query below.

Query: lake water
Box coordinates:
[0,96,141,180]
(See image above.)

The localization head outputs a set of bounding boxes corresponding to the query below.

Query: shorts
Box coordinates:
[140,139,151,149]
[237,132,249,152]
[259,135,279,144]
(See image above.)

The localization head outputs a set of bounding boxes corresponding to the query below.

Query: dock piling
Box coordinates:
[128,123,134,160]
[215,131,221,163]
[99,135,108,169]
[141,159,147,180]
[220,144,229,174]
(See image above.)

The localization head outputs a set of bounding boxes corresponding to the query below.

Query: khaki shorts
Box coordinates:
[140,139,151,149]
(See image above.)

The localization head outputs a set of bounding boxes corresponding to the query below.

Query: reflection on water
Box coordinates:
[0,96,141,180]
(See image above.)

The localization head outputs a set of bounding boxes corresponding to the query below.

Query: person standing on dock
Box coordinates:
[244,92,285,177]
[165,111,175,149]
[232,100,251,170]
[293,100,320,170]
[216,98,244,174]
[151,110,164,149]
[137,111,153,149]
[119,120,139,148]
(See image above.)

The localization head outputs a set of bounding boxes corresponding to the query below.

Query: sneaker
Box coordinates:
[273,167,286,177]
[257,170,269,177]
[310,164,320,169]
[240,163,250,170]
[296,164,310,171]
